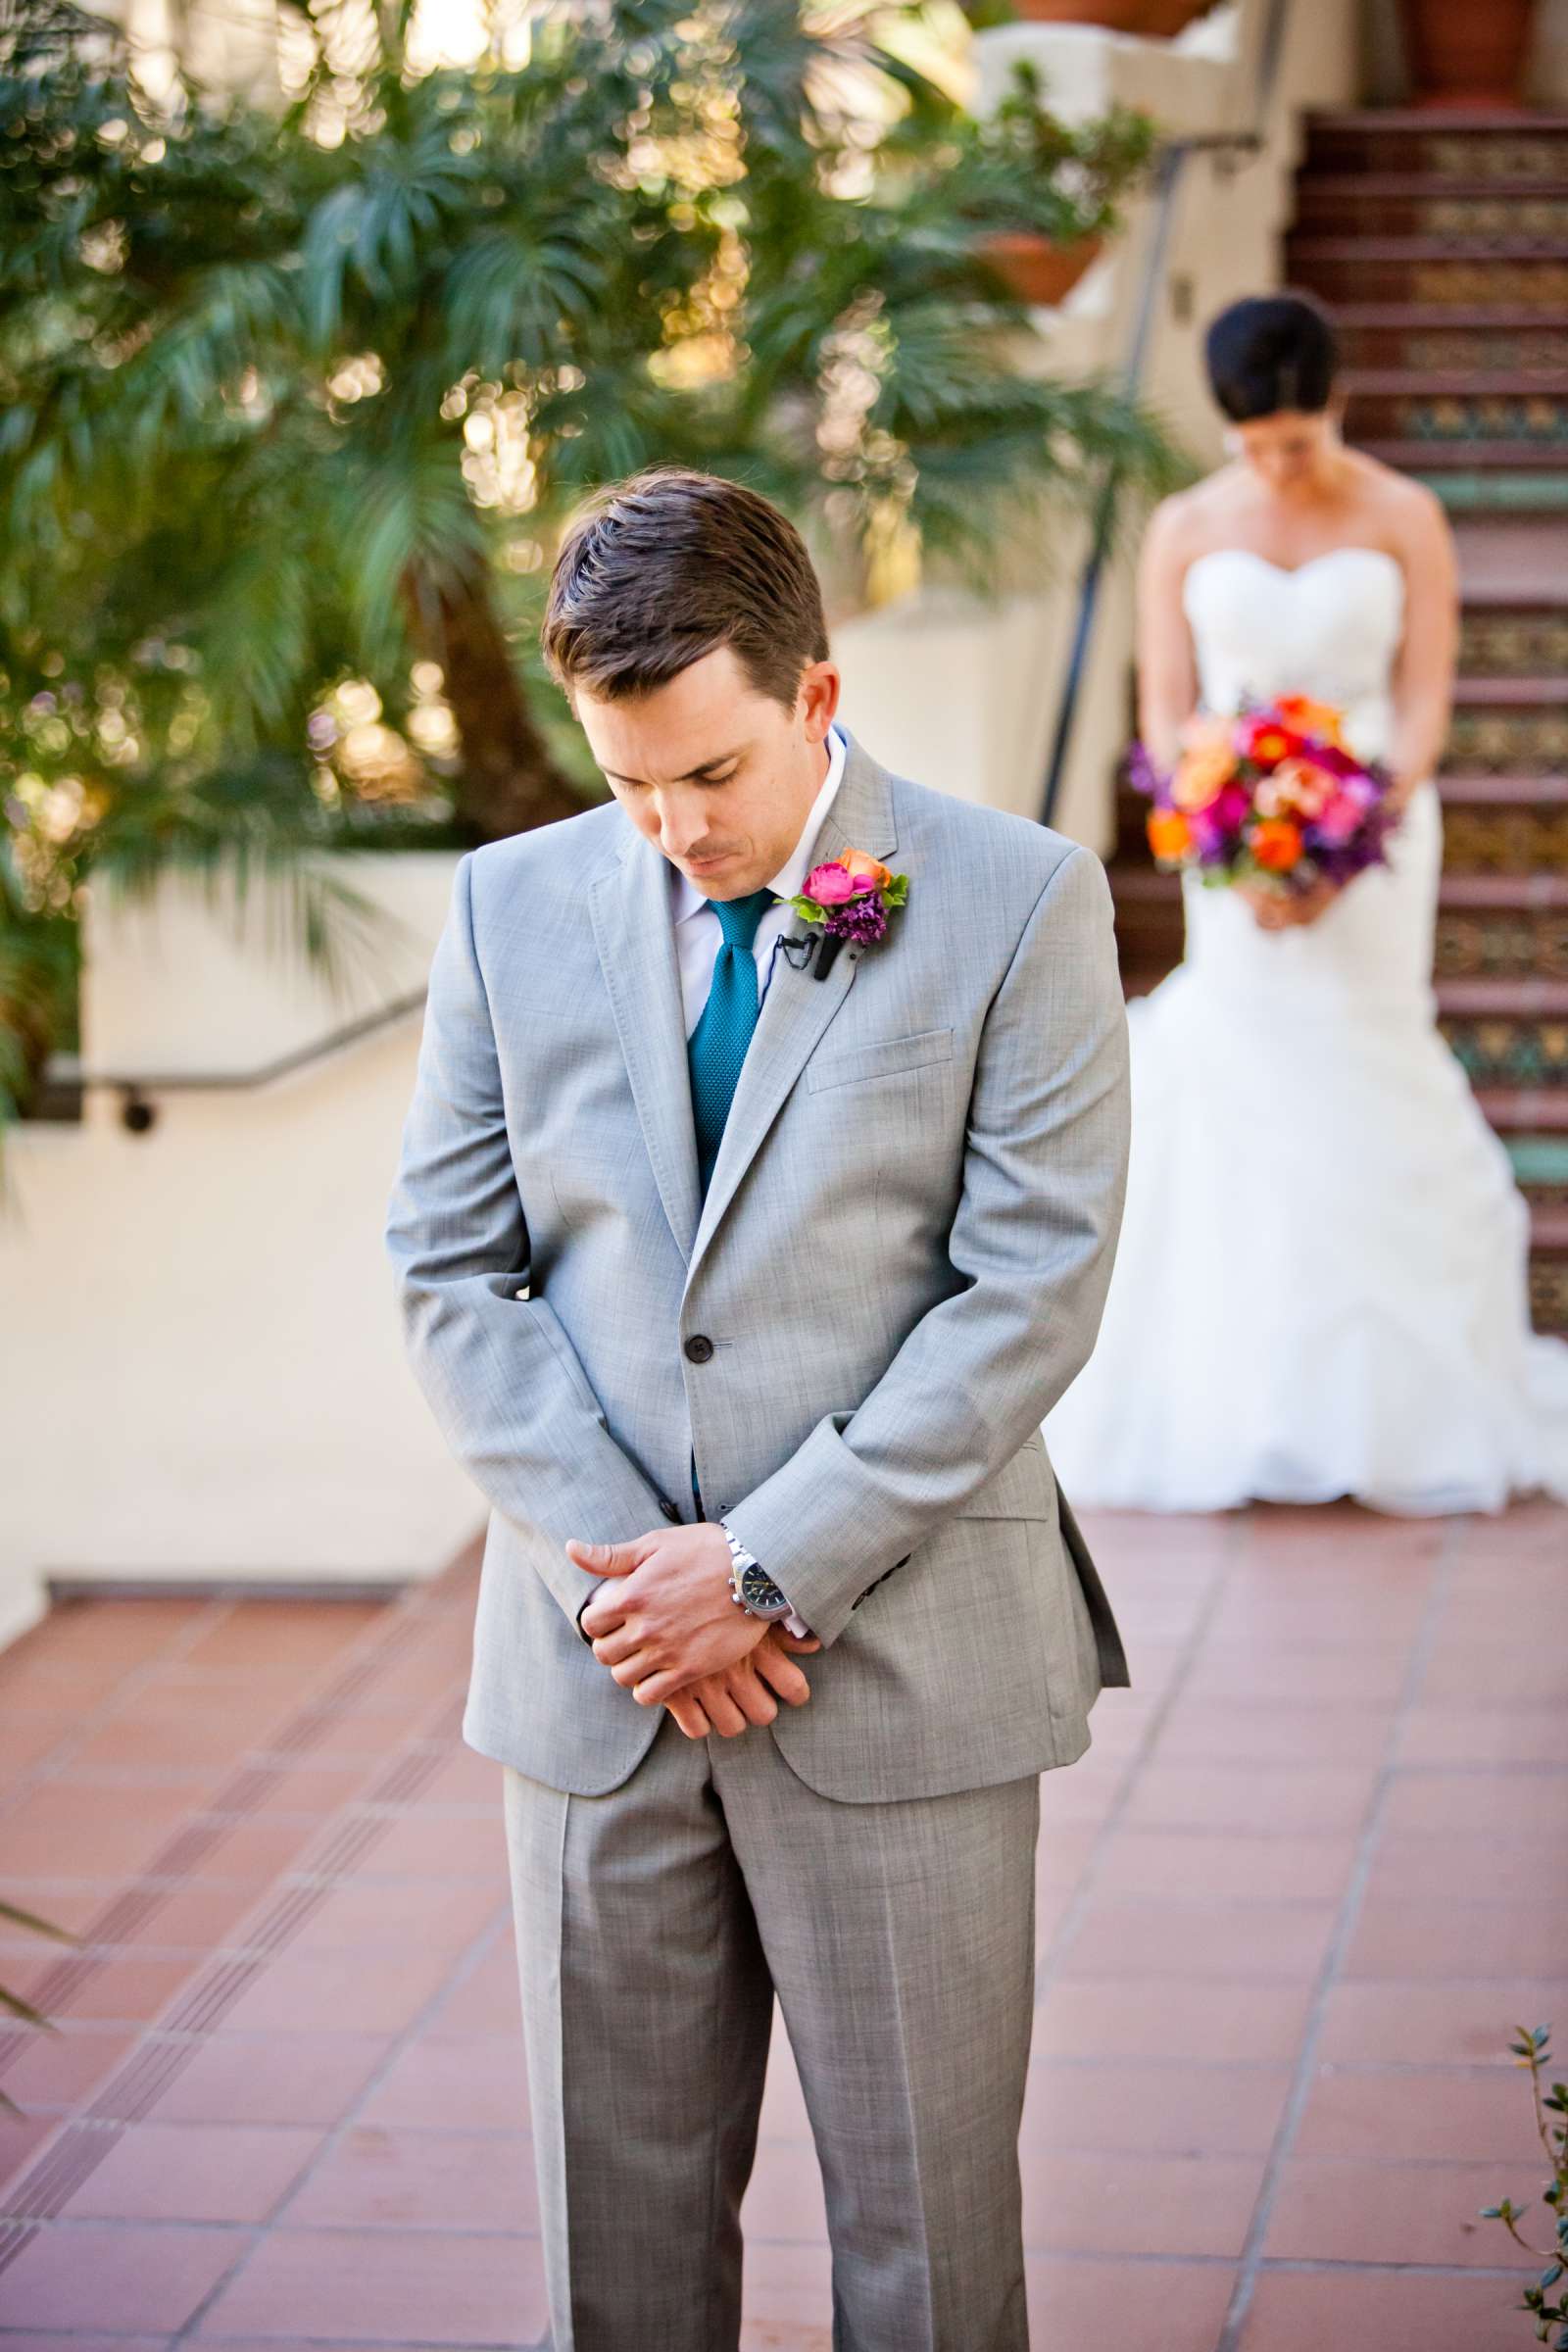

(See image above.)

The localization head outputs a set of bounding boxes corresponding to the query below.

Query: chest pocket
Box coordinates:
[807,1025,955,1095]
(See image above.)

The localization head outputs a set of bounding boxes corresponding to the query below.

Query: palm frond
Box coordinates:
[0,1896,77,1942]
[87,771,410,1000]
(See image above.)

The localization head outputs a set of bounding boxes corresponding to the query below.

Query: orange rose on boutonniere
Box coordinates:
[839,849,894,889]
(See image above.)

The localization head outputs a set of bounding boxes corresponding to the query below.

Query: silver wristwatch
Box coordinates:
[720,1523,794,1621]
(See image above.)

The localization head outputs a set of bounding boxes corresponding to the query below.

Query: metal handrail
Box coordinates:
[1038,0,1296,828]
[51,985,427,1133]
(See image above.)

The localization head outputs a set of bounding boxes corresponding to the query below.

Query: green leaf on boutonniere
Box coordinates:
[787,897,829,924]
[883,874,909,907]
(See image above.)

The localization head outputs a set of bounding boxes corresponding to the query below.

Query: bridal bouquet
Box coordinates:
[1131,696,1397,893]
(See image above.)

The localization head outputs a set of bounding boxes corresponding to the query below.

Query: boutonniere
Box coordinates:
[783,850,910,981]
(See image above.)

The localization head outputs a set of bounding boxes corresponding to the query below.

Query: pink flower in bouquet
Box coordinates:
[1214,783,1252,832]
[1271,758,1334,819]
[804,860,863,905]
[1314,790,1366,846]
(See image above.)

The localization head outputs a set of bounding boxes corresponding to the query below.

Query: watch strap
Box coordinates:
[721,1523,811,1639]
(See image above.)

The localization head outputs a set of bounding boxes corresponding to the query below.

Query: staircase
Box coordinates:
[1108,108,1568,1337]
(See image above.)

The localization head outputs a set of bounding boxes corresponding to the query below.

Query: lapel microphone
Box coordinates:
[779,930,845,981]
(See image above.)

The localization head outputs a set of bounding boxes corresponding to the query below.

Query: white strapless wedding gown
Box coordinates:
[1044,546,1568,1514]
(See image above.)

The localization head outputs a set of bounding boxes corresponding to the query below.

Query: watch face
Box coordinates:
[738,1561,789,1615]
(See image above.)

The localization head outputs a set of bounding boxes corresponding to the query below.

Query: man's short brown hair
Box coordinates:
[541,467,830,710]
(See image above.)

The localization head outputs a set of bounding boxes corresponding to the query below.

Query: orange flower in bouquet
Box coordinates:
[1273,694,1348,750]
[1250,817,1304,872]
[1147,808,1194,861]
[1170,717,1237,812]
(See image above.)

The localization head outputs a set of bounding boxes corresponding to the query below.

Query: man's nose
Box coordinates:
[656,791,709,857]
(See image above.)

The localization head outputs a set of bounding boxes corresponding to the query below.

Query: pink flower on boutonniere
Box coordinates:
[786,847,910,980]
[803,860,864,905]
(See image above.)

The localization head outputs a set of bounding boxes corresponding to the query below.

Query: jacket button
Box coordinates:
[684,1334,714,1364]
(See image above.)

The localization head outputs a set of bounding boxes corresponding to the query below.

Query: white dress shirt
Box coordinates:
[670,723,848,1642]
[669,724,848,1038]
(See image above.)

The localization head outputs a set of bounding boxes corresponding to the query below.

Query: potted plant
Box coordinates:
[1398,0,1541,110]
[964,60,1157,306]
[1478,2022,1568,2341]
[969,0,1221,32]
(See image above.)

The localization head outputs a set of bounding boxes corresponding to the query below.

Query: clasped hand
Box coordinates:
[1240,875,1341,932]
[566,1523,818,1741]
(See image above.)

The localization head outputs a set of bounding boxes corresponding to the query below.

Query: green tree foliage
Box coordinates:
[0,0,1177,1112]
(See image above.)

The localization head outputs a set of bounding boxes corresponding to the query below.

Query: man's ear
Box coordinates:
[798,660,841,744]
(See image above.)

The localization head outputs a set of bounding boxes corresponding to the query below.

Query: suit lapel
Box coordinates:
[688,733,900,1279]
[589,828,703,1265]
[589,730,901,1280]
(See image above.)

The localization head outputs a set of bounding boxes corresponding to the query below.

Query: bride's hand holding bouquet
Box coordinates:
[1133,695,1399,932]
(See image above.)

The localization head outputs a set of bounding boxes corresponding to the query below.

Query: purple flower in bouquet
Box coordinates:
[1126,740,1165,806]
[1187,808,1228,860]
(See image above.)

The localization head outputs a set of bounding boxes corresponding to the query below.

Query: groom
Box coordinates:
[386,467,1132,2350]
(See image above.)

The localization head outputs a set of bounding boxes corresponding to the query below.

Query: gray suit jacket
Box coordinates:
[386,730,1132,1802]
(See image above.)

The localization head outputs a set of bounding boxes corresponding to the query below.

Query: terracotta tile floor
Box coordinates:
[0,1499,1563,2350]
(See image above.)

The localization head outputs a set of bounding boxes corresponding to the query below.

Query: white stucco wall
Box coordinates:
[0,858,476,1648]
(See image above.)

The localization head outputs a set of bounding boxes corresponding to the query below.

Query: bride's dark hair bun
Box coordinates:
[1204,292,1339,422]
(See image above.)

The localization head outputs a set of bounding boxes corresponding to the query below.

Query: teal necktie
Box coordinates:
[687,889,775,1199]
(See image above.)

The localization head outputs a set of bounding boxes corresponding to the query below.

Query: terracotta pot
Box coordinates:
[1005,0,1214,32]
[1397,0,1539,107]
[982,231,1102,305]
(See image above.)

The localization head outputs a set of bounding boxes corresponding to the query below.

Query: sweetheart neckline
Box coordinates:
[1184,545,1404,587]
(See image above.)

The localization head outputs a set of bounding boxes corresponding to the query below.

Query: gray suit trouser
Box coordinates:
[502,1717,1040,2352]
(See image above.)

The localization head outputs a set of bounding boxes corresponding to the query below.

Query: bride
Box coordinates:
[1044,291,1568,1515]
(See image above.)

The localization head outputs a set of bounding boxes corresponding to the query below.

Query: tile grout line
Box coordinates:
[1033,1515,1247,1999]
[0,1597,476,2274]
[0,1593,239,1825]
[1211,1509,1470,2352]
[166,1889,518,2345]
[0,1576,471,2077]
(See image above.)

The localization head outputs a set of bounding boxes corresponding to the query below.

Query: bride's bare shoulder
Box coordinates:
[1345,448,1449,543]
[1147,466,1250,560]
